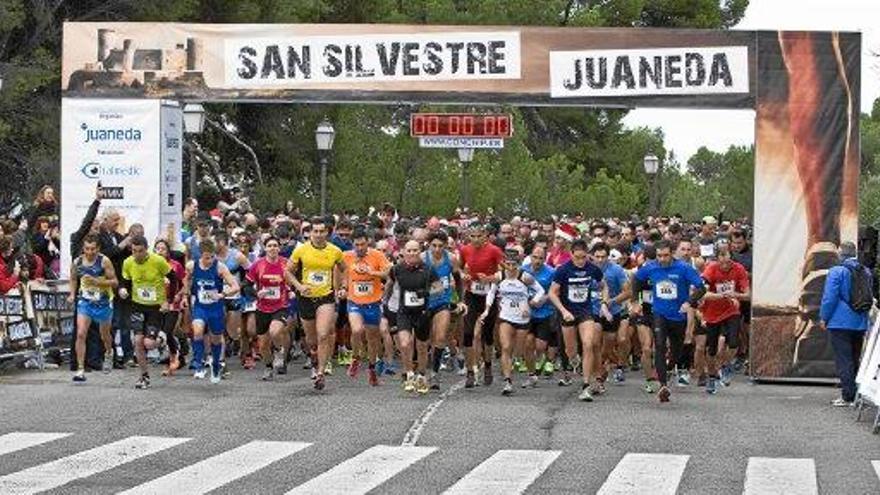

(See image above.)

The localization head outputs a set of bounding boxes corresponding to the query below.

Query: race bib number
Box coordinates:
[264,286,281,300]
[568,284,589,303]
[197,289,218,305]
[716,281,735,295]
[641,289,653,304]
[81,286,102,302]
[137,287,158,303]
[243,300,257,312]
[308,271,329,286]
[471,282,488,295]
[404,290,424,307]
[700,244,715,258]
[354,281,372,297]
[441,276,451,290]
[656,281,678,301]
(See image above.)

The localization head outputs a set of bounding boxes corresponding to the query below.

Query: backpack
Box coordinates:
[845,263,874,313]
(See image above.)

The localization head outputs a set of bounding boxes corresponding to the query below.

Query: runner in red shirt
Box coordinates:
[245,237,294,382]
[700,243,750,394]
[459,224,503,388]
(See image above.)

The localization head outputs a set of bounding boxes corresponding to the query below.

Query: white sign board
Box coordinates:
[419,137,504,149]
[60,98,161,273]
[160,102,183,240]
[225,32,521,86]
[549,46,749,98]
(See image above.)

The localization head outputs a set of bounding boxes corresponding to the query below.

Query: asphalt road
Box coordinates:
[1,361,879,494]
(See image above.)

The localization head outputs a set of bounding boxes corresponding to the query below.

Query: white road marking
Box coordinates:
[0,435,189,495]
[443,449,561,495]
[286,445,436,495]
[401,379,465,446]
[0,432,70,457]
[597,453,689,495]
[119,440,311,495]
[743,457,818,495]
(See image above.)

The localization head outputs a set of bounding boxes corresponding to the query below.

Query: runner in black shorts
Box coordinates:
[459,225,504,388]
[120,235,176,390]
[390,240,439,395]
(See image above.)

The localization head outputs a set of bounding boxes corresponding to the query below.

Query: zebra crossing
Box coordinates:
[0,431,877,494]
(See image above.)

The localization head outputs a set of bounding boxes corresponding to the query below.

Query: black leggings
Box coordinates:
[463,292,497,348]
[162,310,180,355]
[653,315,687,386]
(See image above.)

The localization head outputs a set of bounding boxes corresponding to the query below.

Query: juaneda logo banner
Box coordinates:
[550,46,749,98]
[226,32,521,85]
[60,98,161,274]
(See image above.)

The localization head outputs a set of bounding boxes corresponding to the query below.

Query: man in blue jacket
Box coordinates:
[820,241,873,407]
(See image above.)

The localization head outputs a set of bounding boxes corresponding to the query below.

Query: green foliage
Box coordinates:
[685,145,753,219]
[250,178,304,214]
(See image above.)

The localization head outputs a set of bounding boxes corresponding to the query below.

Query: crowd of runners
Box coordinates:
[1,185,755,403]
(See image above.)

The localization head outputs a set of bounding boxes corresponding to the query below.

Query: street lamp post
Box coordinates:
[183,103,206,198]
[458,147,475,210]
[315,119,336,216]
[643,153,660,216]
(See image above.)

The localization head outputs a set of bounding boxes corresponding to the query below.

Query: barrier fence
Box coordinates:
[0,281,74,364]
[855,314,880,432]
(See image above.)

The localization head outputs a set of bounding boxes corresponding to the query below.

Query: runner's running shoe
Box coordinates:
[578,385,594,402]
[416,375,430,394]
[134,374,150,389]
[502,380,514,396]
[706,377,718,395]
[658,385,671,403]
[348,358,360,379]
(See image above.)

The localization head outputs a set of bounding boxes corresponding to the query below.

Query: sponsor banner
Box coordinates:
[160,102,183,238]
[419,137,504,149]
[60,98,161,274]
[0,281,73,354]
[61,22,756,107]
[226,32,521,86]
[751,31,861,380]
[549,46,749,98]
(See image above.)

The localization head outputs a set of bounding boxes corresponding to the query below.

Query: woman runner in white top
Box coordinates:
[481,247,544,396]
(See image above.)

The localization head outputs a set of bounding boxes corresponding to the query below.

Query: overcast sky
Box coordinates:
[622,0,880,165]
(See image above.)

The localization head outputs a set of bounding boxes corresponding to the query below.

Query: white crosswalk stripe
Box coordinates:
[285,445,436,495]
[0,432,70,457]
[743,457,818,495]
[0,432,876,494]
[118,440,311,495]
[442,449,561,495]
[0,435,189,495]
[597,453,689,495]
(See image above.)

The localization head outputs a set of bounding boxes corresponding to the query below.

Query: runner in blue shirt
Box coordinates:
[591,242,632,387]
[548,239,609,402]
[631,239,706,403]
[521,244,556,388]
[180,239,240,384]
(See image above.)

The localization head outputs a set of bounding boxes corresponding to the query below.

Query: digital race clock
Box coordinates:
[409,113,513,138]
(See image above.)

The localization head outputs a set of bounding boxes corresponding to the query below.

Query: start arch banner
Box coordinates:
[60,22,861,380]
[61,23,757,108]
